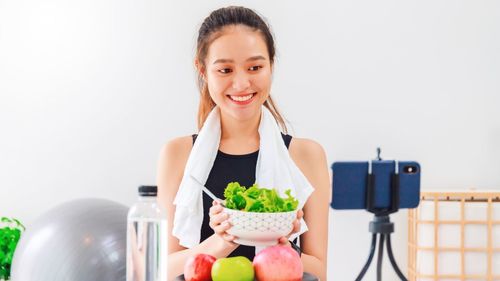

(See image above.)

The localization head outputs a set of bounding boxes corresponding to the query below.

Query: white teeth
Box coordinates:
[230,93,254,102]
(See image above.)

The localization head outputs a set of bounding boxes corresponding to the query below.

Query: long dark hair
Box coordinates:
[195,6,287,133]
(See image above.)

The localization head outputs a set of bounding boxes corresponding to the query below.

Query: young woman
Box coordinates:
[157,6,330,280]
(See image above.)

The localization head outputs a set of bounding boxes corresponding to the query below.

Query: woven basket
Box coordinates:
[408,190,500,280]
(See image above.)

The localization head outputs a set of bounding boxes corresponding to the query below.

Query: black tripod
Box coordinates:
[355,159,408,281]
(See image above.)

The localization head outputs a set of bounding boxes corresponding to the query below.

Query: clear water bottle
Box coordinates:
[127,185,168,281]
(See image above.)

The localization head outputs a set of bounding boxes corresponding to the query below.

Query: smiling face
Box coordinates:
[202,25,272,122]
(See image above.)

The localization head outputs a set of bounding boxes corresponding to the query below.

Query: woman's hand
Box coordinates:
[278,209,304,246]
[209,201,238,248]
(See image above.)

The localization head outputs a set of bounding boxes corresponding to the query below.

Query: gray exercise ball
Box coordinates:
[11,198,128,281]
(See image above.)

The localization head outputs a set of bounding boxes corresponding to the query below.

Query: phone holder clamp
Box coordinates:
[355,159,408,281]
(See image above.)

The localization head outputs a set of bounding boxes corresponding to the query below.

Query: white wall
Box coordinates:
[1,0,499,280]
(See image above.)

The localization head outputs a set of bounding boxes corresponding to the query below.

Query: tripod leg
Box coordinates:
[386,234,409,281]
[355,234,377,281]
[376,234,385,281]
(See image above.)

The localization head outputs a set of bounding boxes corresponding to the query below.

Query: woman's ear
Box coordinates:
[194,59,207,82]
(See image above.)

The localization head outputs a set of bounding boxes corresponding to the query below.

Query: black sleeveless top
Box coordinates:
[192,133,292,260]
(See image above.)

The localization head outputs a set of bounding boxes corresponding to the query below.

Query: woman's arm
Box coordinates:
[165,234,236,279]
[156,137,237,280]
[289,138,331,281]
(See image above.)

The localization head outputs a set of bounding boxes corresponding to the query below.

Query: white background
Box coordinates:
[1,0,499,280]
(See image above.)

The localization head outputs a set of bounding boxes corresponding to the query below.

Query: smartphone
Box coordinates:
[331,160,421,210]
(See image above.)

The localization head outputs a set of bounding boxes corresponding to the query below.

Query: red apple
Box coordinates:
[184,253,217,281]
[253,245,303,281]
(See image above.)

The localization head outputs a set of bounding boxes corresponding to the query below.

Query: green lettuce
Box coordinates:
[223,182,298,212]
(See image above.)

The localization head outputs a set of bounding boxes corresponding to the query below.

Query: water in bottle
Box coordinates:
[127,185,167,281]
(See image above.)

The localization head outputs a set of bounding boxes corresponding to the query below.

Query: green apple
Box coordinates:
[211,256,254,281]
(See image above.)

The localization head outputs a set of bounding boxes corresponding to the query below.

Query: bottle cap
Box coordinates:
[138,185,157,197]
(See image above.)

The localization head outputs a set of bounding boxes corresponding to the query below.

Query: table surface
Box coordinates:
[175,272,318,281]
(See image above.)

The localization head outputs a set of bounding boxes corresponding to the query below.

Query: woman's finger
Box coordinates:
[286,209,303,236]
[297,209,304,220]
[222,233,236,242]
[209,214,229,230]
[277,236,291,246]
[292,219,301,233]
[212,220,232,235]
[210,212,229,224]
[209,204,223,217]
[283,219,301,239]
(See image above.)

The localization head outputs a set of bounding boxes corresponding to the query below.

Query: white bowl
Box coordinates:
[223,207,297,247]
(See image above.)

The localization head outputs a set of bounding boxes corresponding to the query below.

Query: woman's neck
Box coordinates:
[220,110,260,139]
[219,109,261,153]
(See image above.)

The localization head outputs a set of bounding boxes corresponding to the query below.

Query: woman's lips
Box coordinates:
[227,93,256,106]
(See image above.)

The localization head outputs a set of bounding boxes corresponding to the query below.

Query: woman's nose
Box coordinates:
[231,71,251,91]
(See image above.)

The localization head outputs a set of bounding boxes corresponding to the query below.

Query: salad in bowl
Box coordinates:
[222,182,299,246]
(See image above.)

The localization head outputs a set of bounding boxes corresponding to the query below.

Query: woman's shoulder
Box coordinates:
[289,137,330,194]
[288,137,326,161]
[161,134,193,150]
[158,135,194,167]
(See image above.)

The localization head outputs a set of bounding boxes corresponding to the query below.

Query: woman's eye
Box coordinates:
[218,68,232,74]
[249,66,262,71]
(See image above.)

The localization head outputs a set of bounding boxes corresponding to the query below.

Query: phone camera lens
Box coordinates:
[403,165,418,174]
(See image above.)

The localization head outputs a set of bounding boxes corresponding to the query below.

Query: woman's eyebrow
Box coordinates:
[246,55,266,62]
[212,55,267,64]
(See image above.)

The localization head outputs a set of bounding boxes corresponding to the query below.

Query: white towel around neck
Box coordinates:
[172,106,314,250]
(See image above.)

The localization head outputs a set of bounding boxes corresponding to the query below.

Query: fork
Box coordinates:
[190,175,226,207]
